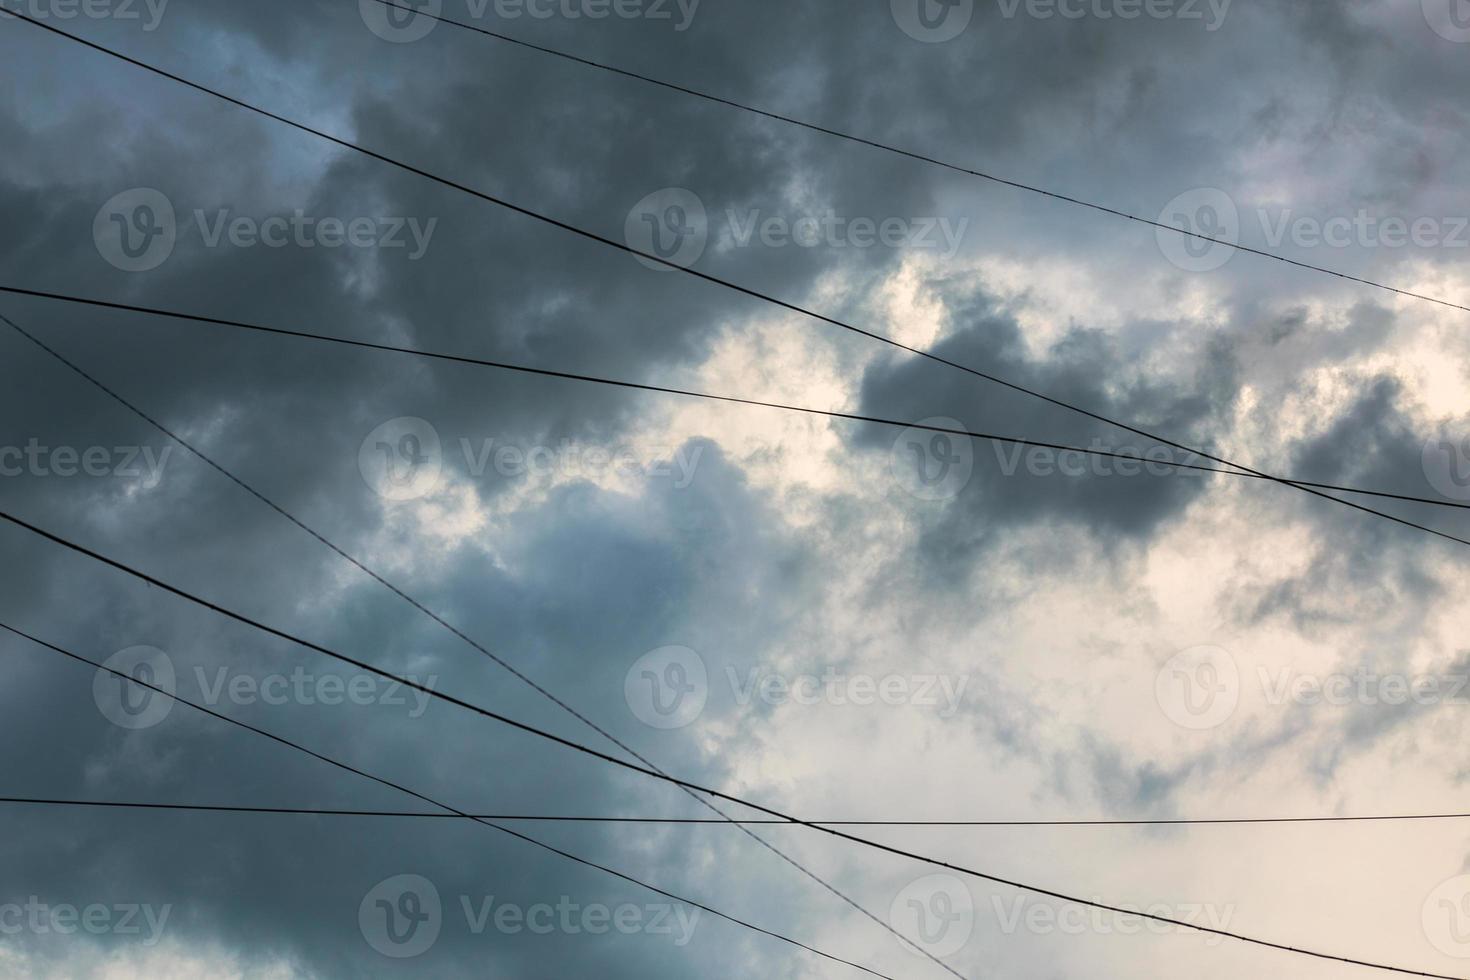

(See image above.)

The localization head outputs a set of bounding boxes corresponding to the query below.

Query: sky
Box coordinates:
[2,0,1470,977]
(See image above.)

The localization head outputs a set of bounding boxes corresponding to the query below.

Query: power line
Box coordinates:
[1,509,1461,979]
[368,0,1470,317]
[0,314,962,976]
[5,291,960,975]
[8,9,1464,555]
[5,795,1470,827]
[5,12,1465,969]
[0,621,897,980]
[5,287,1469,519]
[8,293,1432,980]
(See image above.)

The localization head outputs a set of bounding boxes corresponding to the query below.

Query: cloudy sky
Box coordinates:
[2,0,1470,976]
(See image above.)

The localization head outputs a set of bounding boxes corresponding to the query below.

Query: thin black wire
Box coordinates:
[0,623,896,980]
[1,509,1463,980]
[9,300,1458,978]
[5,288,1469,517]
[0,312,962,980]
[369,0,1470,318]
[7,8,1465,557]
[5,796,1470,827]
[3,12,1465,972]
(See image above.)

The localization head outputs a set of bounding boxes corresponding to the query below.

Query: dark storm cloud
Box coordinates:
[1225,369,1459,633]
[0,437,846,977]
[2,0,1468,976]
[853,280,1236,575]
